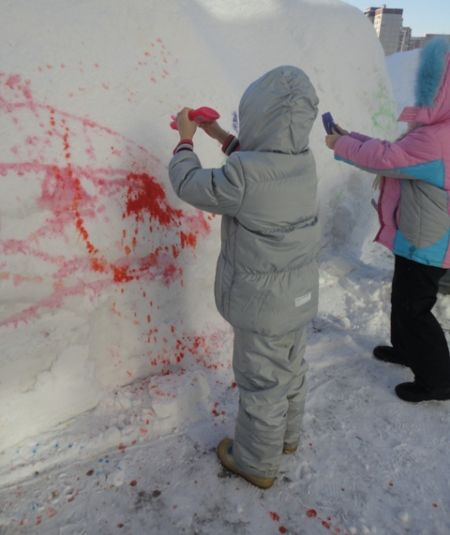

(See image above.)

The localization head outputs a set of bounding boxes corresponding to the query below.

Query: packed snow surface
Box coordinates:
[0,1,449,534]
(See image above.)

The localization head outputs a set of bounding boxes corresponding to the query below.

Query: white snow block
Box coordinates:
[148,371,211,433]
[0,0,396,454]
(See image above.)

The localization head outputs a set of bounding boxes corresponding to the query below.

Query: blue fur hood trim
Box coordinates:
[416,37,450,107]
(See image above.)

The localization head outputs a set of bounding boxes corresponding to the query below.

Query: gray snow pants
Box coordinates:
[232,326,308,479]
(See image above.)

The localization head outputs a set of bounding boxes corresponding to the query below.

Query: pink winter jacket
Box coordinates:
[334,40,450,268]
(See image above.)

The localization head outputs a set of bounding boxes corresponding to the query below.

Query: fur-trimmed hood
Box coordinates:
[399,37,450,125]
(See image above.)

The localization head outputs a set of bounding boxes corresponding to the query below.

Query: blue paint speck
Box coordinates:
[232,111,239,133]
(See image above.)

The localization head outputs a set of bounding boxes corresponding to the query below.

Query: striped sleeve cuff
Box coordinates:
[173,139,194,155]
[222,134,240,155]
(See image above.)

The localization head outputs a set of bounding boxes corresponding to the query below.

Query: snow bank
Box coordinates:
[386,49,420,114]
[0,0,397,456]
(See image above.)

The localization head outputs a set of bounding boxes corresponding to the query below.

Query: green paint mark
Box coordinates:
[370,77,398,139]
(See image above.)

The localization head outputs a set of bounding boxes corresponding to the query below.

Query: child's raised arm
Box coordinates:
[199,121,230,144]
[330,128,444,188]
[169,150,245,216]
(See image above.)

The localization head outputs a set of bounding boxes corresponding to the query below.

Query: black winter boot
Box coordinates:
[395,382,450,402]
[373,345,408,367]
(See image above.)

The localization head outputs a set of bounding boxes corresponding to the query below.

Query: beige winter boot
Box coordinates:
[217,438,275,489]
[282,442,298,454]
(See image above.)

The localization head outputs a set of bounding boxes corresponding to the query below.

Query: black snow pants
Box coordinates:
[391,255,450,388]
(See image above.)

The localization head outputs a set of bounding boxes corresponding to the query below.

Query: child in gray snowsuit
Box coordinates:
[168,65,320,488]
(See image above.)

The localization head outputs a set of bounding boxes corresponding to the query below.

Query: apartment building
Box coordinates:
[399,26,411,52]
[363,6,378,25]
[372,6,403,55]
[364,6,450,53]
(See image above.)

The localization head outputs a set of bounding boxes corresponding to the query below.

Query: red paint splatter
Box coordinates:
[179,231,197,248]
[0,72,211,330]
[0,72,228,377]
[305,508,348,535]
[270,512,280,522]
[279,527,287,534]
[124,172,182,226]
[130,480,138,487]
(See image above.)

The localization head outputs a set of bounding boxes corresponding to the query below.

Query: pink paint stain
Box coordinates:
[0,72,211,328]
[0,70,226,376]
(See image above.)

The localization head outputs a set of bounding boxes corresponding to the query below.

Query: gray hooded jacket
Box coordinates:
[169,66,320,335]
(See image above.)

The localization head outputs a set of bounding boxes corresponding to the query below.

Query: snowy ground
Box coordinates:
[1,247,450,534]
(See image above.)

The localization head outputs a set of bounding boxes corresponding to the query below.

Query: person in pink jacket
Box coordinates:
[325,37,450,403]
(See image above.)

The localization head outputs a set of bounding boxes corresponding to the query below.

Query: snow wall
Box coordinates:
[386,49,420,115]
[0,0,398,455]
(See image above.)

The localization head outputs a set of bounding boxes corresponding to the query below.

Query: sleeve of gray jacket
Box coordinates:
[168,150,245,216]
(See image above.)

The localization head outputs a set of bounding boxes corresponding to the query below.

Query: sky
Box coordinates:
[343,0,450,37]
